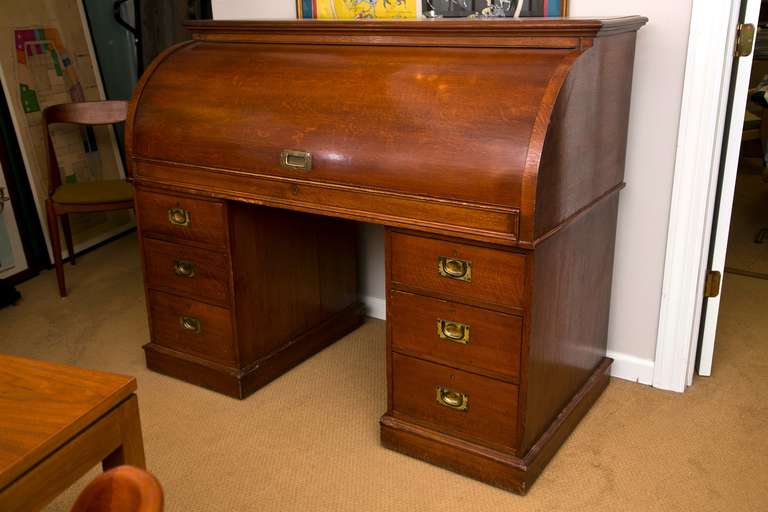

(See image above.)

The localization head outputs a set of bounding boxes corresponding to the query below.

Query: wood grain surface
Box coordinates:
[69,465,163,512]
[0,354,136,489]
[389,231,527,308]
[134,188,228,249]
[390,353,519,451]
[389,290,522,382]
[147,289,237,365]
[142,237,231,307]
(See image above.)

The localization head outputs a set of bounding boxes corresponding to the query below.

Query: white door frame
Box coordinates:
[698,0,762,377]
[654,0,754,392]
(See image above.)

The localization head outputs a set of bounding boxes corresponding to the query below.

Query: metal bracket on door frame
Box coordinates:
[704,270,722,298]
[735,23,756,57]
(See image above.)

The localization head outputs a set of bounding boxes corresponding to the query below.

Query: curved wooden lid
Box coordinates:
[130,41,578,208]
[128,18,645,245]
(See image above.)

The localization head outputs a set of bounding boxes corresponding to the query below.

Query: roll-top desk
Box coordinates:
[128,17,646,493]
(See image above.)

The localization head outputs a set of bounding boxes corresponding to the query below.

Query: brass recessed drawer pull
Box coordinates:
[179,316,202,334]
[437,319,470,344]
[280,149,312,171]
[436,386,469,411]
[168,207,191,227]
[437,256,472,282]
[173,259,195,278]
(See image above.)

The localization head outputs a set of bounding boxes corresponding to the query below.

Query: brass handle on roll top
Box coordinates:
[438,256,472,282]
[168,207,190,227]
[436,386,469,411]
[180,316,201,334]
[173,260,195,278]
[280,150,312,171]
[437,320,470,344]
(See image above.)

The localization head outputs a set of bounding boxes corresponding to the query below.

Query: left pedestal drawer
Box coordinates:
[147,289,237,365]
[135,188,228,248]
[143,237,231,306]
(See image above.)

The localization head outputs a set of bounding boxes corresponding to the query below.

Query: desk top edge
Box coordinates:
[185,16,648,38]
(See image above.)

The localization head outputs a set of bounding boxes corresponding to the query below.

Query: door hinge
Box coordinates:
[736,23,756,57]
[704,270,722,298]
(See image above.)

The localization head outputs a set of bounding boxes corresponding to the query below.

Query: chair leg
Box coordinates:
[45,199,67,297]
[61,214,75,265]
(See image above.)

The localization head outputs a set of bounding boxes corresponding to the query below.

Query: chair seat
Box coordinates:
[52,180,133,205]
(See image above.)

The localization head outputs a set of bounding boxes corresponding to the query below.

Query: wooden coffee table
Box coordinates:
[0,354,146,512]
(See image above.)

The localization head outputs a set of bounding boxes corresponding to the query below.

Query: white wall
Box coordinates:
[212,0,694,385]
[570,0,693,383]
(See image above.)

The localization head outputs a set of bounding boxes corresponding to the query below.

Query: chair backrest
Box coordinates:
[69,466,163,512]
[42,100,129,195]
[43,100,128,126]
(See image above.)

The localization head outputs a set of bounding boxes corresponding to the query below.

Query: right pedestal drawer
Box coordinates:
[390,352,519,450]
[389,290,522,382]
[389,231,527,310]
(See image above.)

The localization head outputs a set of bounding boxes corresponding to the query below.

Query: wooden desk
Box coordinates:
[0,355,145,512]
[128,18,646,493]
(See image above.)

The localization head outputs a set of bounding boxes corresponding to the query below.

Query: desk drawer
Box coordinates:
[389,232,526,309]
[391,353,519,449]
[389,291,521,381]
[136,188,227,248]
[143,238,230,306]
[148,290,236,365]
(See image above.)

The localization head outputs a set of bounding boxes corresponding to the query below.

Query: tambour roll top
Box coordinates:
[127,17,646,246]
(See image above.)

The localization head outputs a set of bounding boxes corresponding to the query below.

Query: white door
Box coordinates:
[0,163,28,279]
[699,0,762,375]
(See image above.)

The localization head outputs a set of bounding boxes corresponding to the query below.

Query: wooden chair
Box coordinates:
[43,100,133,297]
[69,466,163,512]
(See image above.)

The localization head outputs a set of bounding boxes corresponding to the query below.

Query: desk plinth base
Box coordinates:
[380,357,612,494]
[144,303,364,399]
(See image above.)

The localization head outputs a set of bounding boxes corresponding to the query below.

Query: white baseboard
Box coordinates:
[362,295,386,320]
[607,350,654,385]
[361,295,654,386]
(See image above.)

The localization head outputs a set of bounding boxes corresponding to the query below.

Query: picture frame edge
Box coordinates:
[295,0,568,20]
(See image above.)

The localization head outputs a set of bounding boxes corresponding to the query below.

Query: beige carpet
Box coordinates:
[725,173,768,277]
[1,233,767,511]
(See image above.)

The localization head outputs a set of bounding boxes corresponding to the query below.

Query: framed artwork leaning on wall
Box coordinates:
[423,0,567,18]
[297,0,418,19]
[296,0,566,18]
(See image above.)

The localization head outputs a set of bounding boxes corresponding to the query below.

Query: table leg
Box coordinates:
[0,394,147,512]
[102,395,146,470]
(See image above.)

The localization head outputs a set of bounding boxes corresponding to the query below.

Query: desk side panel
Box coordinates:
[520,193,619,453]
[533,32,638,239]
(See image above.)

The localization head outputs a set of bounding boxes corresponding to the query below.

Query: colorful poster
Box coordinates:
[15,27,98,188]
[298,0,418,19]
